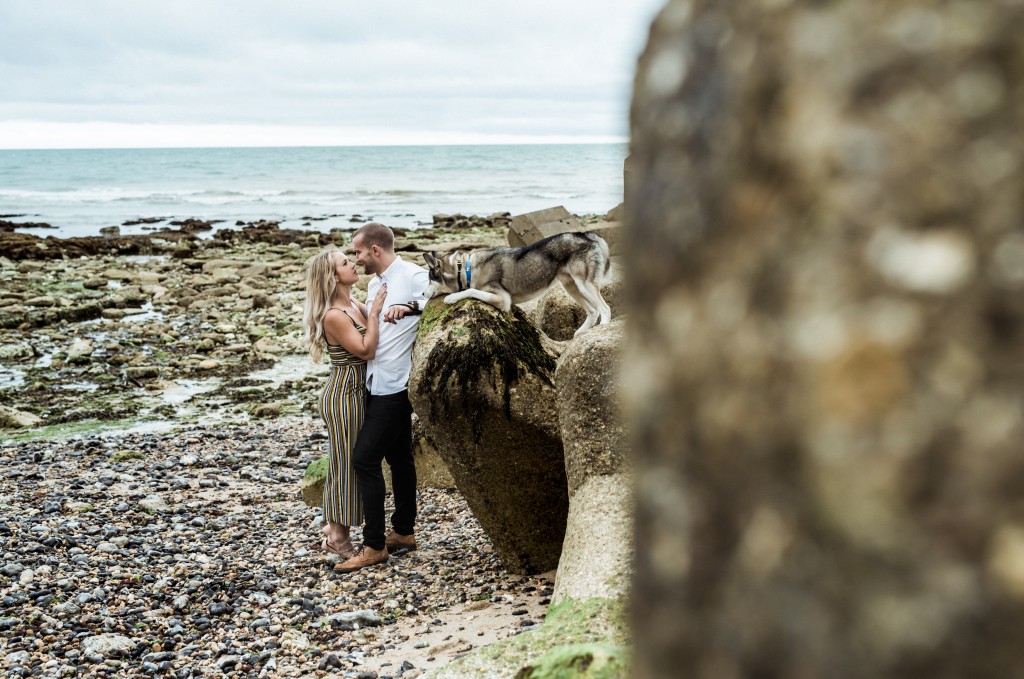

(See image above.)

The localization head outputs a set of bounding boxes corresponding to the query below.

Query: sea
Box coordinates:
[0,143,627,239]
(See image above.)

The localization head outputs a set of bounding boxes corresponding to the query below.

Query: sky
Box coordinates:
[0,0,665,149]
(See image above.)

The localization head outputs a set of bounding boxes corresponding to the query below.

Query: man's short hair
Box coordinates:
[354,222,395,251]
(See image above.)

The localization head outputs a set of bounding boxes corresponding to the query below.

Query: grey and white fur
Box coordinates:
[423,231,612,337]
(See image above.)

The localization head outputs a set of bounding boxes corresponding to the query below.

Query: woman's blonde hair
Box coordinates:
[303,247,339,363]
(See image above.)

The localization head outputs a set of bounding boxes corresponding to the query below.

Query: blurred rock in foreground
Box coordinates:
[628,1,1024,678]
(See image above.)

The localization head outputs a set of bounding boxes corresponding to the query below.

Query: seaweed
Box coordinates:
[417,300,556,442]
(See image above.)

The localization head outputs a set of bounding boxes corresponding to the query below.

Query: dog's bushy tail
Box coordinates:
[595,234,613,286]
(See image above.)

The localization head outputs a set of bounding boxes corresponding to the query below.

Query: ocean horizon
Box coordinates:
[0,143,627,240]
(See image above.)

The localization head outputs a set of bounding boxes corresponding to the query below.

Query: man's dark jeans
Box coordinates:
[352,390,417,550]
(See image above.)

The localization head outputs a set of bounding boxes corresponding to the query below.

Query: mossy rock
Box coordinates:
[109,449,146,463]
[430,598,629,678]
[410,297,567,574]
[416,297,558,438]
[515,643,629,679]
[301,456,328,508]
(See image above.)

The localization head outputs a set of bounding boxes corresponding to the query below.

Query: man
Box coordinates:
[335,222,429,573]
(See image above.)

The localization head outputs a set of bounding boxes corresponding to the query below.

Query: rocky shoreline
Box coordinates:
[0,417,552,677]
[0,214,519,439]
[1,212,619,677]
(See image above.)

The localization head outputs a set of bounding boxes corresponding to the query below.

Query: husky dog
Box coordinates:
[423,231,612,337]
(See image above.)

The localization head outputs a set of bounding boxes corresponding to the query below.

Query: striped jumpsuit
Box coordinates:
[319,316,366,527]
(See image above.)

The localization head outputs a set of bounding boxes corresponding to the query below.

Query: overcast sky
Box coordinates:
[0,0,664,149]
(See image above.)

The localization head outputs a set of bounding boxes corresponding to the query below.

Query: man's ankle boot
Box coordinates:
[333,545,389,573]
[385,530,416,555]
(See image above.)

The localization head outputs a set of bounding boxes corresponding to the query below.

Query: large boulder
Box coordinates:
[423,317,631,678]
[383,415,457,490]
[409,297,568,574]
[553,319,630,603]
[628,1,1024,677]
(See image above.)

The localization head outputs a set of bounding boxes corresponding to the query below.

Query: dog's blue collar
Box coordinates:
[465,260,471,288]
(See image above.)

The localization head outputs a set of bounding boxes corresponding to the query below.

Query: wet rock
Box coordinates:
[0,343,32,360]
[124,366,160,380]
[252,402,283,418]
[409,298,567,574]
[67,338,94,360]
[0,405,43,429]
[24,295,56,307]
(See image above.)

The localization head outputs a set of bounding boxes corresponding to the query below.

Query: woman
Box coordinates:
[303,247,387,559]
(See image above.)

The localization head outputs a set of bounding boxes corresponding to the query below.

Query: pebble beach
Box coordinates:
[0,214,604,677]
[1,417,552,677]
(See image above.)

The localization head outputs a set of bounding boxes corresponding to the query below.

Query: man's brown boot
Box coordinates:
[333,545,389,573]
[385,530,417,555]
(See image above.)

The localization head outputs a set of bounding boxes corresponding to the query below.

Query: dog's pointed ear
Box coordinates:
[423,252,438,267]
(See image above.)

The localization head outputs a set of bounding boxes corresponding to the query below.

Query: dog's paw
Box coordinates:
[443,294,461,305]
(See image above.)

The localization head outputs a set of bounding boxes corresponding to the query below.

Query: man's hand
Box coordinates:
[383,304,410,324]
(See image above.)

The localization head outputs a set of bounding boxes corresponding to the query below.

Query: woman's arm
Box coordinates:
[324,288,387,360]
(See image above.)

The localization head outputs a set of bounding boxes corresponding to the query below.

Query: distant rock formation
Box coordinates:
[627,1,1024,677]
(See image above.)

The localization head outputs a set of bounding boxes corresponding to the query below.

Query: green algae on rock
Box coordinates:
[514,643,629,679]
[301,455,329,508]
[409,296,567,574]
[416,297,557,440]
[108,449,146,463]
[431,598,629,679]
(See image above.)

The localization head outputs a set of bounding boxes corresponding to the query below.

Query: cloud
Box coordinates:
[0,0,664,148]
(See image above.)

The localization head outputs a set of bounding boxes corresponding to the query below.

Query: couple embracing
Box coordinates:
[302,223,427,574]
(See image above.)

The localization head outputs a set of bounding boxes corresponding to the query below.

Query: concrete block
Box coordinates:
[507,206,582,247]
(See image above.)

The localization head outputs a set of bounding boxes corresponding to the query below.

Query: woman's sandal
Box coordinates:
[322,537,356,559]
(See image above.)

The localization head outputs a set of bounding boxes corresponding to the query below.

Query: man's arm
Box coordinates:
[382,266,430,323]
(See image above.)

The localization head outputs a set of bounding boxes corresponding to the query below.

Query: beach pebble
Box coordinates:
[139,494,170,512]
[4,650,31,665]
[326,610,383,627]
[81,634,134,658]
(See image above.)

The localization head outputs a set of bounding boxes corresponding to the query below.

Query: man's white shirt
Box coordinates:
[365,258,430,396]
